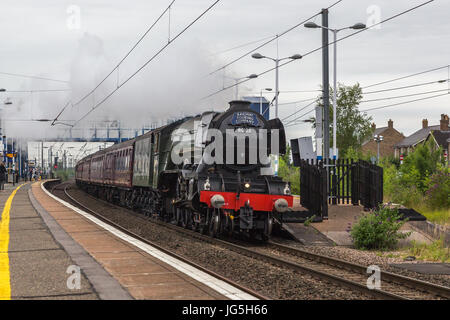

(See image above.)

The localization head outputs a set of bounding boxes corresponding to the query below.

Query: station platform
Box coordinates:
[0,182,99,299]
[0,181,252,300]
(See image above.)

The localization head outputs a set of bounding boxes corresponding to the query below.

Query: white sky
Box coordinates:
[0,0,449,144]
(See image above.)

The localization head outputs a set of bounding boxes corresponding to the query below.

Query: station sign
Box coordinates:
[6,153,17,158]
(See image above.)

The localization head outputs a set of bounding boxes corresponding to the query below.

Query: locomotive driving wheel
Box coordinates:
[208,208,221,238]
[261,213,273,242]
[175,207,182,226]
[181,208,192,229]
[220,211,234,237]
[191,212,200,232]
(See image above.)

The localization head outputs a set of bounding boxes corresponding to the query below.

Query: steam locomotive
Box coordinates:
[75,100,293,240]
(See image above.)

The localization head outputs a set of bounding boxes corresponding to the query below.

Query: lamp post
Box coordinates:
[374,134,384,163]
[260,88,272,118]
[251,53,302,119]
[305,21,365,160]
[0,100,13,167]
[225,74,258,100]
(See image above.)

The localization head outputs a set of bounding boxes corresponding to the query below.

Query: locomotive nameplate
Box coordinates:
[231,112,260,126]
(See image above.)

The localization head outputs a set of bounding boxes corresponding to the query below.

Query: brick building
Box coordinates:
[394,114,449,158]
[361,119,404,158]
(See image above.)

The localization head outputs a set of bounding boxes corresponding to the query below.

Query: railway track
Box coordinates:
[265,242,450,300]
[53,181,450,300]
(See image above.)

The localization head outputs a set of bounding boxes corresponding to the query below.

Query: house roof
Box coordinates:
[431,130,450,148]
[362,127,388,145]
[394,125,440,148]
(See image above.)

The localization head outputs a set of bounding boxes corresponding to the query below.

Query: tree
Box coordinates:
[278,144,300,194]
[312,83,373,156]
[399,140,443,192]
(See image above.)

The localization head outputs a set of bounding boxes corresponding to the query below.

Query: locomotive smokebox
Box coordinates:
[228,100,252,110]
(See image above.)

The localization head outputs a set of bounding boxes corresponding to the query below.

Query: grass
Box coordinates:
[383,196,449,226]
[303,215,316,227]
[416,207,450,226]
[404,239,449,263]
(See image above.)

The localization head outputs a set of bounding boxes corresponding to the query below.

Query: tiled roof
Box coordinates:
[431,130,450,148]
[394,125,440,148]
[362,127,387,145]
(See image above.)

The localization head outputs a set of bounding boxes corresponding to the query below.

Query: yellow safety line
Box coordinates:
[0,184,25,300]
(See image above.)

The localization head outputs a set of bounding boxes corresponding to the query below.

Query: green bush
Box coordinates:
[424,165,450,210]
[350,206,410,250]
[278,144,300,195]
[382,142,449,225]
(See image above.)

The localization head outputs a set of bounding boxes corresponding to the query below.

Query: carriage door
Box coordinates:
[152,133,160,189]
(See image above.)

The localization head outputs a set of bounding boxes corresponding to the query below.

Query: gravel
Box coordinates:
[272,237,450,288]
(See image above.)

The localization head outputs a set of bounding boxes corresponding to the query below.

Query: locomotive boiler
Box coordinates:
[76,100,293,240]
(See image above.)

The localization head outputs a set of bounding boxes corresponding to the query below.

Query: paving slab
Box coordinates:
[28,185,132,300]
[2,183,100,300]
[9,249,93,298]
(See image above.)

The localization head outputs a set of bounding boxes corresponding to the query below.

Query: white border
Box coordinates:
[40,182,257,300]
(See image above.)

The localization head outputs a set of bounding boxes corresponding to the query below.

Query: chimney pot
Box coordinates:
[388,119,393,129]
[371,123,376,130]
[440,114,449,131]
[422,119,428,129]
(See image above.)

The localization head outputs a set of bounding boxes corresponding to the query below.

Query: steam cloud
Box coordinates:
[6,31,244,141]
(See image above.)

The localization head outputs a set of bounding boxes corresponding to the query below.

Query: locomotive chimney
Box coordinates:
[228,100,252,110]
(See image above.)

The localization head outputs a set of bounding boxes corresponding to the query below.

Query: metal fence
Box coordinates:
[354,160,383,209]
[299,159,328,219]
[299,159,383,215]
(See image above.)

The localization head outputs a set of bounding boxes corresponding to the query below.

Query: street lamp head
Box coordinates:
[304,21,320,28]
[4,101,12,105]
[350,23,366,30]
[265,88,272,91]
[289,54,303,60]
[247,74,258,79]
[0,89,6,92]
[251,53,265,59]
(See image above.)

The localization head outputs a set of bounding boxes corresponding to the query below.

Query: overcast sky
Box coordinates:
[0,0,449,144]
